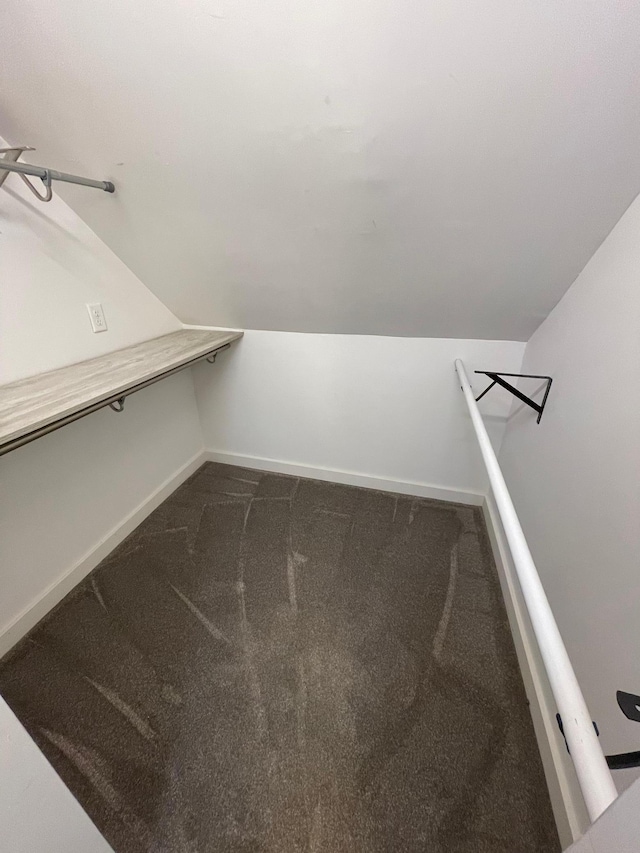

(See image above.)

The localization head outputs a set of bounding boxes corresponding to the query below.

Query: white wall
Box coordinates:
[0,154,179,383]
[0,696,114,853]
[193,329,525,501]
[0,375,203,649]
[498,194,640,796]
[0,152,204,647]
[3,1,640,340]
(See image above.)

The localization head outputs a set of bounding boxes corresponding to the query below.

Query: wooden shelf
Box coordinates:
[0,329,242,455]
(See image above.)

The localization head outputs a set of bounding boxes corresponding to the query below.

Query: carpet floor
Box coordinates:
[0,462,559,852]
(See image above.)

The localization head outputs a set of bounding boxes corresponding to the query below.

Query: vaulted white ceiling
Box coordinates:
[2,0,640,340]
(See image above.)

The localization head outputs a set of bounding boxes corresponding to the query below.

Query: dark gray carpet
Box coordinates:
[0,462,559,852]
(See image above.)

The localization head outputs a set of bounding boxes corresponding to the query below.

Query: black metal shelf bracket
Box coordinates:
[474,371,553,423]
[556,690,640,770]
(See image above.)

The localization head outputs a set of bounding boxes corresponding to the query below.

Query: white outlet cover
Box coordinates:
[87,303,108,333]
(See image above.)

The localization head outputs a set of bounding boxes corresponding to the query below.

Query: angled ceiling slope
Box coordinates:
[2,0,640,341]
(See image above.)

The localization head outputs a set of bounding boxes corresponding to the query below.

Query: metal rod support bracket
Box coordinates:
[474,371,553,423]
[109,397,126,413]
[206,344,231,363]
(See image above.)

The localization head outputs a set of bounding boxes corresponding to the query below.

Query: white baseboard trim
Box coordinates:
[0,450,207,658]
[204,449,483,506]
[482,494,589,849]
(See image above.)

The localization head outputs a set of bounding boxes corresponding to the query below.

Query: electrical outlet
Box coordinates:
[87,303,108,333]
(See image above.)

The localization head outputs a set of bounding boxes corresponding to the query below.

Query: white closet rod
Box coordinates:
[455,358,617,824]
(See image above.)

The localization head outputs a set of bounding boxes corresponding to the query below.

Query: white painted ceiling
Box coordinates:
[2,0,640,340]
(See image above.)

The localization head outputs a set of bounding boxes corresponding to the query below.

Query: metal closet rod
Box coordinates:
[0,158,115,193]
[0,343,231,458]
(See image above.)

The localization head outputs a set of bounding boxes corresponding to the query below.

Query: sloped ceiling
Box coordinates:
[2,1,640,340]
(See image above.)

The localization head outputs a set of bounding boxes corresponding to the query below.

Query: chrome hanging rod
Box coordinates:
[0,158,114,195]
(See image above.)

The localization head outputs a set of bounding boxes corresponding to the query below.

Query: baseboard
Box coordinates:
[204,449,483,506]
[0,450,207,658]
[482,494,589,849]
